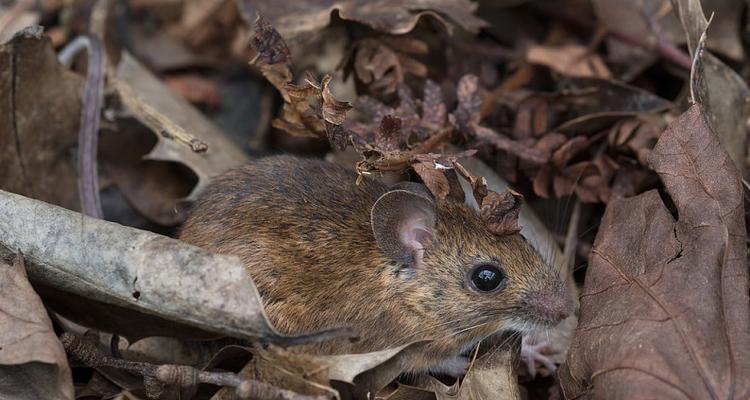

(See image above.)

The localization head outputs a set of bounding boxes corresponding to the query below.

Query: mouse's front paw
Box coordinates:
[521,337,558,378]
[429,355,470,377]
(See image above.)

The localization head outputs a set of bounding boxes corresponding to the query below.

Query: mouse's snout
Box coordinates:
[522,289,573,326]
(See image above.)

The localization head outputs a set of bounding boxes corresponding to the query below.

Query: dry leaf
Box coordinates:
[479,189,523,236]
[0,254,74,400]
[559,105,750,398]
[347,37,428,96]
[238,0,487,45]
[0,29,82,211]
[377,115,404,153]
[526,44,611,78]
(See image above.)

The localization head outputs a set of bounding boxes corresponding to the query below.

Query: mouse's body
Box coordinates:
[178,155,572,375]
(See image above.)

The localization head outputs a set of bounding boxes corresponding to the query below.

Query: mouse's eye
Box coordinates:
[469,264,505,292]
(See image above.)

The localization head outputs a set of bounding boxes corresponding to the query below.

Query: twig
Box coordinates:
[530,3,692,70]
[689,13,714,104]
[58,35,106,218]
[114,81,210,153]
[359,126,455,172]
[60,332,333,400]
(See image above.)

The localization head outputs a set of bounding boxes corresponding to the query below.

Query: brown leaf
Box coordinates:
[420,79,447,132]
[551,136,589,168]
[0,31,82,211]
[249,14,290,66]
[239,0,487,44]
[479,189,523,236]
[512,97,549,139]
[320,75,352,125]
[533,132,567,156]
[454,161,487,205]
[348,82,452,155]
[526,44,611,78]
[0,254,74,400]
[347,37,428,96]
[532,164,553,199]
[413,162,451,200]
[377,114,404,153]
[270,69,353,150]
[248,14,293,101]
[559,105,750,398]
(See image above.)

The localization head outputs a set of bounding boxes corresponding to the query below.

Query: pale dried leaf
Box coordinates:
[0,254,74,400]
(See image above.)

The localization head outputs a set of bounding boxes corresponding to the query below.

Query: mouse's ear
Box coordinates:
[371,183,436,266]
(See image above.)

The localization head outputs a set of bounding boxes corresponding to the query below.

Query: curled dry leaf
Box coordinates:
[0,254,74,400]
[479,189,523,236]
[275,73,354,150]
[0,30,82,211]
[346,37,428,96]
[239,0,487,45]
[559,105,750,398]
[248,14,293,100]
[251,15,354,150]
[0,189,353,346]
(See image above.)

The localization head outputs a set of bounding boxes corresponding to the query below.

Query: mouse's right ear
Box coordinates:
[371,183,436,267]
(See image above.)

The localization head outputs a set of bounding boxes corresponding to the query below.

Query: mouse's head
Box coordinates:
[371,182,573,341]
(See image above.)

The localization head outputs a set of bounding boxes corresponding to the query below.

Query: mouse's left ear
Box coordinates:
[371,183,436,267]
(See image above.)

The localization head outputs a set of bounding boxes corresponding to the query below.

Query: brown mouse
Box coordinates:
[178,155,573,375]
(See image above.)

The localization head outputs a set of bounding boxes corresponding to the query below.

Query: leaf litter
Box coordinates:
[0,0,748,399]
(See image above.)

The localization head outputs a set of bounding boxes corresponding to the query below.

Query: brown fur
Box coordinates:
[178,155,571,373]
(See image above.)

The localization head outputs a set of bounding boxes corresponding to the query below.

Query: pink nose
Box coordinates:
[523,292,571,325]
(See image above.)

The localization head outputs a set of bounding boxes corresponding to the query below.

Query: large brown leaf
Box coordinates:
[558,105,750,398]
[0,254,74,400]
[0,28,82,211]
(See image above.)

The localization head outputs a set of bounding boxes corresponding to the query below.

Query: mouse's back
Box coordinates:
[178,155,393,333]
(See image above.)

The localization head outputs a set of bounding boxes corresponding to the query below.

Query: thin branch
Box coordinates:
[60,332,333,400]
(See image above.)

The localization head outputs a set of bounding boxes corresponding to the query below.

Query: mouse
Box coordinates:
[178,154,574,376]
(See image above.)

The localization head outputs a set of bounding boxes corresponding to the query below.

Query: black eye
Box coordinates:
[469,264,505,292]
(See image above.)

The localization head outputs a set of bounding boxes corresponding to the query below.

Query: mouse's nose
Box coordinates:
[522,291,572,325]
